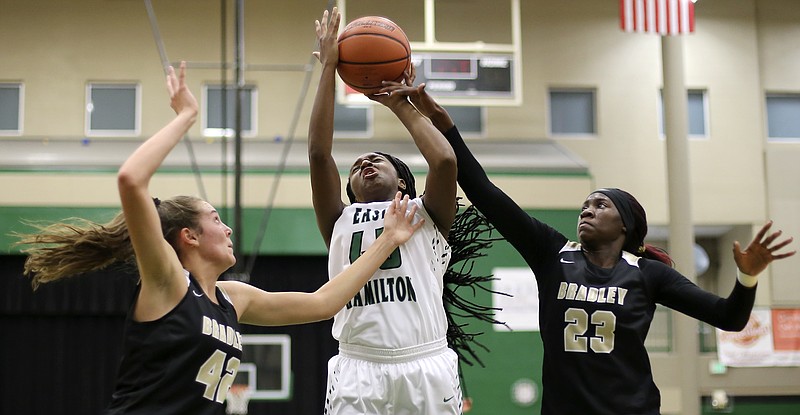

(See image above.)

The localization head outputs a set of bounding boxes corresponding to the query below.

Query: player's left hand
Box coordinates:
[366,79,417,109]
[383,191,423,246]
[313,7,340,67]
[733,220,795,276]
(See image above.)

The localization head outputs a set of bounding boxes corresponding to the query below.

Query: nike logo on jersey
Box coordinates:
[556,282,629,305]
[560,258,575,264]
[443,396,455,403]
[192,290,204,297]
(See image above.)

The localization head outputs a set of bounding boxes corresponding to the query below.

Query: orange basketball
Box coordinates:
[337,16,411,95]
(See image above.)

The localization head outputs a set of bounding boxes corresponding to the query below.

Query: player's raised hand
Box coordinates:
[382,191,424,246]
[733,220,795,276]
[313,7,340,66]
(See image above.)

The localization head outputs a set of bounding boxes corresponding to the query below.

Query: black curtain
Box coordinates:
[0,254,336,415]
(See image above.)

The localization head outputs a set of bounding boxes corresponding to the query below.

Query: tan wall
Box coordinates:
[0,1,783,215]
[1,0,797,293]
[759,0,800,305]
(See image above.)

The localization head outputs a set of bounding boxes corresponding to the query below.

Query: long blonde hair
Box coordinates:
[14,195,204,289]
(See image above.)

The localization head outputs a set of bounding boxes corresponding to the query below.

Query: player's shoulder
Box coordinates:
[632,256,683,287]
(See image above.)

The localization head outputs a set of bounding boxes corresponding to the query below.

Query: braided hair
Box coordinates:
[444,200,509,367]
[444,200,510,402]
[346,153,505,371]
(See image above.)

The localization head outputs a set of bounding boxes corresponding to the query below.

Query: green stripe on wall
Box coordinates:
[1,206,328,255]
[2,205,579,256]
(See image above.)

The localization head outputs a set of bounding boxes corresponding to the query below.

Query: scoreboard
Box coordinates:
[414,52,514,98]
[340,51,520,106]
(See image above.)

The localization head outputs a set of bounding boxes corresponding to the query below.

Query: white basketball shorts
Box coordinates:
[324,338,462,415]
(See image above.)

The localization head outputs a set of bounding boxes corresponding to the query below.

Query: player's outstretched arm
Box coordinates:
[221,192,423,325]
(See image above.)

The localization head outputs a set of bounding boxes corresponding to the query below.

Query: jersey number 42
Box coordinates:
[196,349,241,403]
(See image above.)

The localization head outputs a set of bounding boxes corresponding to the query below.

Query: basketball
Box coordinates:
[336,16,411,94]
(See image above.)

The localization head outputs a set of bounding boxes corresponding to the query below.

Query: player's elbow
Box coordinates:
[430,149,457,178]
[117,168,145,193]
[723,318,749,332]
[314,304,341,322]
[307,146,328,162]
[716,313,750,332]
[309,291,345,321]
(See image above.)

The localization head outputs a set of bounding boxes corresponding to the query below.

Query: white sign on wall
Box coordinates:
[492,267,540,331]
[717,308,800,367]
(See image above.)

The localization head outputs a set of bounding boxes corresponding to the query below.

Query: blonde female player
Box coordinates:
[16,62,424,415]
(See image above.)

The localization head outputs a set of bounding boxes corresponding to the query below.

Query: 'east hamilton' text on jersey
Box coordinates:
[330,197,450,349]
[352,207,385,224]
[346,275,418,309]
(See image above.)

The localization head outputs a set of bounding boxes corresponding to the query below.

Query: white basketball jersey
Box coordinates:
[329,198,451,349]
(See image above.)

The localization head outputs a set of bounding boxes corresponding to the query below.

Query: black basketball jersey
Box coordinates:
[105,273,242,415]
[443,126,756,415]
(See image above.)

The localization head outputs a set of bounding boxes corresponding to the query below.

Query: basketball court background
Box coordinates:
[1,0,799,414]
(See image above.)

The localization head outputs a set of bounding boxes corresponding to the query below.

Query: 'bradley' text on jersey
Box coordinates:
[556,282,629,305]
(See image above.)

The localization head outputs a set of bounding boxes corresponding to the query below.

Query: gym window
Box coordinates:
[766,93,800,142]
[203,84,257,137]
[331,94,485,138]
[658,89,708,139]
[444,106,485,138]
[86,83,140,137]
[0,83,23,135]
[548,89,596,136]
[334,98,372,139]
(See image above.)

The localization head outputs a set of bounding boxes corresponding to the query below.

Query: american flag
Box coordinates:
[620,0,695,35]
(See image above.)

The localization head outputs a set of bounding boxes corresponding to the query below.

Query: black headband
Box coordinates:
[594,188,635,245]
